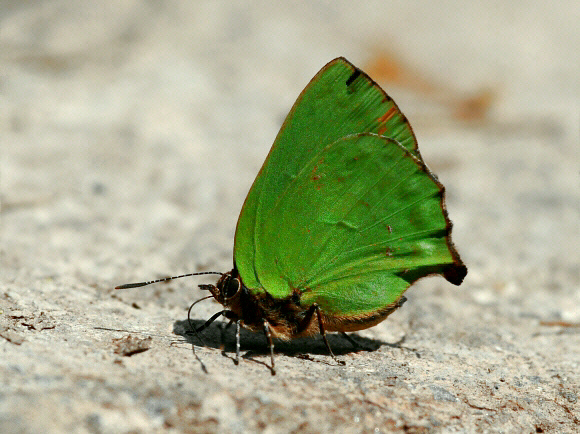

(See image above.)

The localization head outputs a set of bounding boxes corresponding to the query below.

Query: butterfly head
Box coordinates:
[200,268,242,309]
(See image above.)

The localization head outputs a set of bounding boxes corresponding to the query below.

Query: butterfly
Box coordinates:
[117,57,467,375]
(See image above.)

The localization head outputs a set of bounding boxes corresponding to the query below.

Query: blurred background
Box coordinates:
[1,1,578,432]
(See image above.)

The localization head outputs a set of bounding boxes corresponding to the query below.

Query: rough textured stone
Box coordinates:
[1,2,578,432]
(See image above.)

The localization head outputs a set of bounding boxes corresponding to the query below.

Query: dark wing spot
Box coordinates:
[346,69,361,86]
[444,263,468,286]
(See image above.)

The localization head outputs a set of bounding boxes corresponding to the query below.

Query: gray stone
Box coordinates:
[1,2,578,433]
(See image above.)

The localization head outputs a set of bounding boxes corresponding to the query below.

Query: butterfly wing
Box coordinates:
[234,58,466,308]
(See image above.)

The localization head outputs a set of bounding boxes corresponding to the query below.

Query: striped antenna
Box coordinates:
[115,271,223,289]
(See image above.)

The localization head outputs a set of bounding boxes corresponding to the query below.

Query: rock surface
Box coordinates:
[1,2,578,433]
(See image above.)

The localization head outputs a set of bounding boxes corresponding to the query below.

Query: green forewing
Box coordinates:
[234,58,465,316]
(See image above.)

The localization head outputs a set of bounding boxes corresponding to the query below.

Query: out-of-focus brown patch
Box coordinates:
[365,51,496,123]
[540,321,580,328]
[453,88,495,121]
[365,51,436,95]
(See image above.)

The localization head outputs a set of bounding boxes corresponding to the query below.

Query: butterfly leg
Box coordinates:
[188,309,227,348]
[262,320,276,375]
[314,304,345,366]
[235,319,241,365]
[219,311,241,365]
[195,310,227,334]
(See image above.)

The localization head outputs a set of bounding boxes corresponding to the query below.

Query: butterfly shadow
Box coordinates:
[173,318,404,368]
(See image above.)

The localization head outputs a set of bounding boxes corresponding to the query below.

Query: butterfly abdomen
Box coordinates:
[217,272,407,340]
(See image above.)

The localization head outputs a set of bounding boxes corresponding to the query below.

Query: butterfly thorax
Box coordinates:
[210,268,322,340]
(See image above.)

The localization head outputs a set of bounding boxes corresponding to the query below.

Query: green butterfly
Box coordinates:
[117,57,467,374]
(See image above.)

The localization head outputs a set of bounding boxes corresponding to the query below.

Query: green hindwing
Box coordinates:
[234,58,466,313]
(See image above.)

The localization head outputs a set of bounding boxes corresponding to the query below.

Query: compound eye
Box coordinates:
[224,276,241,298]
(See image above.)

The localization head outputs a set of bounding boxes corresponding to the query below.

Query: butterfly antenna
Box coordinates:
[115,271,223,289]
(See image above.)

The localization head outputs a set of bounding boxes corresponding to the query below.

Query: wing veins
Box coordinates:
[308,226,449,287]
[306,189,445,285]
[298,143,409,278]
[266,135,396,282]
